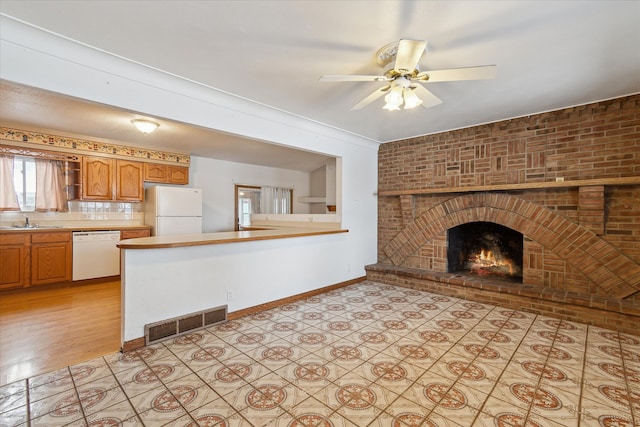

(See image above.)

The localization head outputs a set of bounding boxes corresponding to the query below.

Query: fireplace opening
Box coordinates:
[447,222,523,282]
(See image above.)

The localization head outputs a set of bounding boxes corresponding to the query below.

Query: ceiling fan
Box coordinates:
[319,39,497,111]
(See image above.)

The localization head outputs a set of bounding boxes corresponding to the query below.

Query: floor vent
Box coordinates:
[145,305,227,345]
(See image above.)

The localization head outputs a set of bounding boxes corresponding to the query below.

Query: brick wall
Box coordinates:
[370,94,640,334]
[379,95,639,192]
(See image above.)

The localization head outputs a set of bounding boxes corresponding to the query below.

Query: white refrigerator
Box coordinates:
[144,186,203,236]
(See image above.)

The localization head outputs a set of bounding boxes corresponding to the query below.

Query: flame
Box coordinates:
[470,248,514,276]
[479,249,492,261]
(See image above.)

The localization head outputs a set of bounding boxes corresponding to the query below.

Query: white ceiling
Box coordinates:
[0,80,334,172]
[1,1,639,169]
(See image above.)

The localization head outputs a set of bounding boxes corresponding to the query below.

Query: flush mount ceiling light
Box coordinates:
[131,119,159,134]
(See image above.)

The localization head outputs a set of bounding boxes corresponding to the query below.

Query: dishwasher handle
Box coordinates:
[73,231,120,242]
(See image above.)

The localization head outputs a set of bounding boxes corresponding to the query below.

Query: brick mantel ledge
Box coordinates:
[377,176,640,196]
[365,263,639,336]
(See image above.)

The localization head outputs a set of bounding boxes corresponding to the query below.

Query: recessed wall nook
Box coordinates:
[367,94,640,335]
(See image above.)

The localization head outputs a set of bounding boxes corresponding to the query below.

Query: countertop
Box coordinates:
[0,225,150,234]
[117,227,348,249]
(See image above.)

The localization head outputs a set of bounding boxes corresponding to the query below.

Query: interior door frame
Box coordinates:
[234,184,261,230]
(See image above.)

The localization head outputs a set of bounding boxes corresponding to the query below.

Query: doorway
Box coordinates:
[235,185,261,230]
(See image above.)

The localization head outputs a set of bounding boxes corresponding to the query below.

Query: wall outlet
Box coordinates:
[555,177,565,182]
[227,290,233,301]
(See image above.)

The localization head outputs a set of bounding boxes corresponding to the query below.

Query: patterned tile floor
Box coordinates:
[1,281,638,426]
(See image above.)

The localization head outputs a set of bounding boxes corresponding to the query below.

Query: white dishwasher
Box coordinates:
[72,231,121,281]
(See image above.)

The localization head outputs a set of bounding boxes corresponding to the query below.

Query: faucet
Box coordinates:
[24,217,30,227]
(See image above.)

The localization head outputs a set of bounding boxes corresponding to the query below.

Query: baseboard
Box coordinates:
[121,276,366,352]
[228,276,366,320]
[122,337,145,353]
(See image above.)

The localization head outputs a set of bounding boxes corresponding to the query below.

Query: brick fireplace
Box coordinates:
[367,94,640,335]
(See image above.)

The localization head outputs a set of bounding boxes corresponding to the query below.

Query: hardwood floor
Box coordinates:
[0,279,121,387]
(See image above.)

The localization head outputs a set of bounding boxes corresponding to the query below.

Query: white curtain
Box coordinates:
[260,186,292,214]
[35,159,68,212]
[0,155,20,211]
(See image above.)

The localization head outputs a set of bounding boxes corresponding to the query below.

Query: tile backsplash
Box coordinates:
[0,201,144,228]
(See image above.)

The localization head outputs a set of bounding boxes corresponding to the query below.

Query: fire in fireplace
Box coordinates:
[447,222,523,282]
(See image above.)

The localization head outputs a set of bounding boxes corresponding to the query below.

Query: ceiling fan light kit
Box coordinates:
[383,77,423,110]
[383,87,403,111]
[320,39,497,112]
[402,88,423,109]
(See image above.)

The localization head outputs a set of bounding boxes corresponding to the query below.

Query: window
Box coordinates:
[13,156,36,211]
[260,186,292,215]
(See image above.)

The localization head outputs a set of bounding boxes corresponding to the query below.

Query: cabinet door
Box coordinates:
[0,234,29,290]
[31,241,72,285]
[82,157,114,200]
[120,228,151,239]
[143,163,167,182]
[167,165,189,184]
[115,160,144,201]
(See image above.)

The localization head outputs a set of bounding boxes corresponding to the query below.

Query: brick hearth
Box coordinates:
[369,94,640,335]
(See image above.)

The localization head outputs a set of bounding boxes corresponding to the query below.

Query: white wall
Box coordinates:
[122,232,351,341]
[190,156,312,232]
[309,165,327,214]
[1,16,379,342]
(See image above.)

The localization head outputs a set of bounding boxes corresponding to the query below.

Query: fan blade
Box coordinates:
[351,86,391,110]
[319,75,389,82]
[416,65,497,82]
[394,39,427,74]
[412,84,443,109]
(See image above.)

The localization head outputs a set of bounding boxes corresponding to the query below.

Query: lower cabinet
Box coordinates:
[0,227,150,291]
[0,234,30,290]
[31,232,72,286]
[0,231,72,290]
[120,228,151,240]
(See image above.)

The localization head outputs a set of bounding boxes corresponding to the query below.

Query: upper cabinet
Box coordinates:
[82,156,114,200]
[143,163,166,182]
[144,163,189,185]
[81,157,189,201]
[167,165,189,184]
[115,160,144,201]
[82,156,144,202]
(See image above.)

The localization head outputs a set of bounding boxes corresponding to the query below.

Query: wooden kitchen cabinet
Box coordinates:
[144,163,189,185]
[167,165,189,184]
[82,156,114,200]
[81,156,144,201]
[31,232,72,286]
[143,163,166,182]
[120,228,151,239]
[0,234,30,290]
[115,160,144,201]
